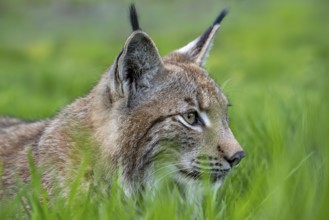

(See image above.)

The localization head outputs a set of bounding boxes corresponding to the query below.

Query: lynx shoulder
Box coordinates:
[0,5,244,197]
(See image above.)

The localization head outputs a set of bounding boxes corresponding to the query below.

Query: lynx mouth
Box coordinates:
[178,168,230,183]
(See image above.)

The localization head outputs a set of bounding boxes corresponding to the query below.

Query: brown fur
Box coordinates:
[0,7,244,197]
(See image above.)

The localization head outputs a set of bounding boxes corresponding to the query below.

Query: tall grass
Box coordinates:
[0,0,328,219]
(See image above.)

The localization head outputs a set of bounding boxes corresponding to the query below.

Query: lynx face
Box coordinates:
[115,55,243,187]
[162,60,244,185]
[102,6,245,190]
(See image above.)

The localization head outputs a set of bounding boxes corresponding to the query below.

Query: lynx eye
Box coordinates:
[182,112,199,125]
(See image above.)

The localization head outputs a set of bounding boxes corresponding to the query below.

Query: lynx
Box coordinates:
[0,5,244,197]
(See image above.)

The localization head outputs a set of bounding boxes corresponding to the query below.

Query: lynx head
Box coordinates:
[96,5,244,191]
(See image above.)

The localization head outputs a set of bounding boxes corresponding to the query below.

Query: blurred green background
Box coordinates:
[0,0,328,219]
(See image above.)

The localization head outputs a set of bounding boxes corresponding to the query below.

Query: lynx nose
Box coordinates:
[225,151,245,167]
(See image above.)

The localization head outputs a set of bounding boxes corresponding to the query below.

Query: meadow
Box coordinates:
[0,0,328,219]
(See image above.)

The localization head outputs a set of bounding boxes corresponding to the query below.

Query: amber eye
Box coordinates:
[182,112,198,125]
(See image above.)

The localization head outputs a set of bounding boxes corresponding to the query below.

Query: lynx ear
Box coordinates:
[110,31,164,98]
[176,8,228,66]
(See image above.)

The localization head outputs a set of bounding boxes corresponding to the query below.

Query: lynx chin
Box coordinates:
[0,5,245,197]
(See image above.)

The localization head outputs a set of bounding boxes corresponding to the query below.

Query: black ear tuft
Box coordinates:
[194,8,228,55]
[213,8,228,26]
[129,4,140,31]
[174,8,229,66]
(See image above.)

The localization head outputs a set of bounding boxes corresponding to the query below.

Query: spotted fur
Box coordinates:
[0,5,244,197]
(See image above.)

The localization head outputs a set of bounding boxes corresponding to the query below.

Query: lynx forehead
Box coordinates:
[0,4,245,197]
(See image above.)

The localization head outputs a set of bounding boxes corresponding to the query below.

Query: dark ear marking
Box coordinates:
[213,8,228,26]
[129,4,140,31]
[175,8,228,66]
[195,8,228,54]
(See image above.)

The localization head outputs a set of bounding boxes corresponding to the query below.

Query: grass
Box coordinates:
[0,0,328,219]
